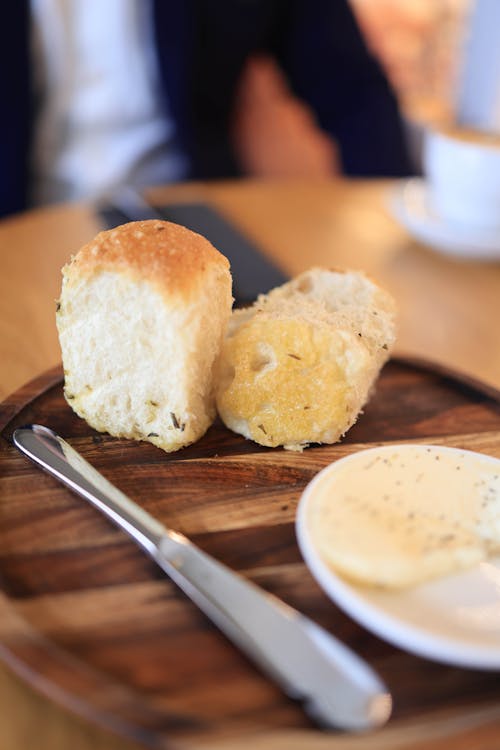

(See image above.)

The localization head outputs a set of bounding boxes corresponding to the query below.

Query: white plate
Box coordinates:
[296,450,500,670]
[388,178,500,261]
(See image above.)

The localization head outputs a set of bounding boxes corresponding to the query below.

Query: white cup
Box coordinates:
[423,127,500,230]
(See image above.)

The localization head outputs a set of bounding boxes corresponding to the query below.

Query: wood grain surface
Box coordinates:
[1,359,500,749]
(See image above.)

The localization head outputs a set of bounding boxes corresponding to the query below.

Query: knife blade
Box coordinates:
[13,424,391,731]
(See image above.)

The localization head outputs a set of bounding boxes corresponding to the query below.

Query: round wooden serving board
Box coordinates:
[1,359,500,749]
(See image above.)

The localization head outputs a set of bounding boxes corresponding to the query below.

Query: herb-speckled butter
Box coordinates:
[304,445,500,589]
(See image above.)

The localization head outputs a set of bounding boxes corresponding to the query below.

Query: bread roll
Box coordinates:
[57,220,232,452]
[215,268,396,450]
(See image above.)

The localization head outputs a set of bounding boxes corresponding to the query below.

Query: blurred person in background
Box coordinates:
[1,0,413,219]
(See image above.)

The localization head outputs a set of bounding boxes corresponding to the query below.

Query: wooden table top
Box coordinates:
[1,177,500,750]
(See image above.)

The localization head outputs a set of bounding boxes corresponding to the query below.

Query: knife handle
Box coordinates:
[13,425,391,731]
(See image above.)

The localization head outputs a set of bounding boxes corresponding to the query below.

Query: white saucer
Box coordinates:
[296,459,500,670]
[388,178,500,261]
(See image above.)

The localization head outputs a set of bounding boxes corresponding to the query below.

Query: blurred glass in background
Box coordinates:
[351,0,473,169]
[352,0,500,166]
[351,0,472,127]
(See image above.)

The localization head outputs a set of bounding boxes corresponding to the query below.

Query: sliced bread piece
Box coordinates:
[215,267,396,450]
[57,219,233,452]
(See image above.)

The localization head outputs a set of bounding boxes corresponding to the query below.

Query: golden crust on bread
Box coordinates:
[62,220,230,301]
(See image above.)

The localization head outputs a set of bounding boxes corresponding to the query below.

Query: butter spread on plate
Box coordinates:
[304,445,500,589]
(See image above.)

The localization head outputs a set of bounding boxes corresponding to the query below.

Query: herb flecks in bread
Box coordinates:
[57,220,233,452]
[215,268,396,450]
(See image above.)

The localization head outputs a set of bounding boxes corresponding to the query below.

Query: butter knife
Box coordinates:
[13,424,391,731]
